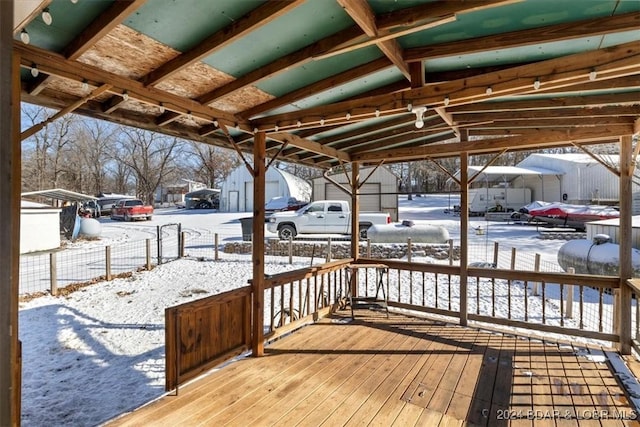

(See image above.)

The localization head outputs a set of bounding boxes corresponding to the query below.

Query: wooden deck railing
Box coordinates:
[262,259,352,339]
[165,287,252,391]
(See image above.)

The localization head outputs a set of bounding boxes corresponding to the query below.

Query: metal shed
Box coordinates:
[220,166,311,213]
[517,153,639,206]
[312,166,399,221]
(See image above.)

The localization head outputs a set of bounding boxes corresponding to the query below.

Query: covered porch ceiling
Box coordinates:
[12,0,640,169]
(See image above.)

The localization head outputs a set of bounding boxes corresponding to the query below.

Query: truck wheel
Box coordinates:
[359,224,370,240]
[147,215,153,221]
[124,212,131,222]
[278,225,296,240]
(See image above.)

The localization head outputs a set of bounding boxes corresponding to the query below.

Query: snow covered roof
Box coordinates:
[451,165,563,184]
[21,188,97,202]
[274,168,311,201]
[20,200,59,209]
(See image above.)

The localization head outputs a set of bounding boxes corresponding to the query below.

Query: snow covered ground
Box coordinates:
[18,194,606,426]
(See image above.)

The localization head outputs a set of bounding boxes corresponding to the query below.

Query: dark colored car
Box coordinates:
[265,196,309,214]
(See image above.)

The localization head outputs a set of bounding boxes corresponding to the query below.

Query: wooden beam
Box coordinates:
[64,0,147,60]
[144,1,302,86]
[21,84,112,140]
[252,40,640,131]
[15,43,244,128]
[618,135,633,354]
[239,57,393,119]
[195,25,364,105]
[267,132,350,162]
[351,127,632,162]
[405,11,640,62]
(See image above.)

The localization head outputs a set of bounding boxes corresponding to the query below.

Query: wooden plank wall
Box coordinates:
[165,286,252,391]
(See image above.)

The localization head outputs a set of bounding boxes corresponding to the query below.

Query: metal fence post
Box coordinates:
[407,237,412,263]
[288,237,292,264]
[105,246,112,281]
[49,252,57,296]
[214,233,219,261]
[533,253,541,296]
[180,231,185,258]
[326,237,332,263]
[157,225,162,265]
[146,239,152,270]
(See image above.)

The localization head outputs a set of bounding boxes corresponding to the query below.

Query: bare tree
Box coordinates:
[188,142,240,188]
[74,119,118,195]
[115,128,182,204]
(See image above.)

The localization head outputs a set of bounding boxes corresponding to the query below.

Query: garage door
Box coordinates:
[325,183,381,212]
[244,181,279,212]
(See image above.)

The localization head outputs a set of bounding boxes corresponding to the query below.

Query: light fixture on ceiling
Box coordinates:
[30,64,39,77]
[296,120,302,127]
[443,96,450,107]
[42,8,52,25]
[253,127,259,133]
[485,86,493,95]
[589,69,597,81]
[345,112,351,120]
[407,103,413,112]
[533,78,541,90]
[81,79,88,91]
[70,0,78,3]
[320,118,325,126]
[20,29,30,44]
[121,91,129,101]
[158,103,165,113]
[375,108,380,118]
[274,124,279,132]
[213,120,219,127]
[235,123,240,130]
[412,106,427,129]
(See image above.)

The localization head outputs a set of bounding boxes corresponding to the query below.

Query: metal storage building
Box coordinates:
[220,166,311,212]
[516,153,637,205]
[312,166,399,221]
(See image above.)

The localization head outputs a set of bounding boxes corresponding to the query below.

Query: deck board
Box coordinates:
[107,310,640,427]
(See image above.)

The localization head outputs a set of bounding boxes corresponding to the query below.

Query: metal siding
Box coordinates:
[325,183,381,212]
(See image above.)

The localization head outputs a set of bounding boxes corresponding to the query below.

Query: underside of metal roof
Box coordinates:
[12,0,640,170]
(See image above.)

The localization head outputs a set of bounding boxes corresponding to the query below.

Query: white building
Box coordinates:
[312,166,399,221]
[20,200,61,254]
[220,166,311,212]
[516,153,637,205]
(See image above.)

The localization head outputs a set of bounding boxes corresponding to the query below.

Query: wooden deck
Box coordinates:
[108,309,640,426]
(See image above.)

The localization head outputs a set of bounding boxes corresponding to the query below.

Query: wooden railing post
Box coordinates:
[566,267,574,319]
[367,238,371,258]
[105,246,112,281]
[49,252,57,296]
[326,237,332,263]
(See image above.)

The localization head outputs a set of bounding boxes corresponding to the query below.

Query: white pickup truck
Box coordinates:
[266,200,391,240]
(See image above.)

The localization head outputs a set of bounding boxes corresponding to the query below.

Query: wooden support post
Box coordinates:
[618,135,633,354]
[326,237,332,263]
[49,252,57,296]
[351,162,360,261]
[145,239,151,270]
[105,246,112,281]
[214,233,219,261]
[1,3,22,422]
[367,238,371,258]
[252,132,266,357]
[407,238,412,263]
[459,151,468,326]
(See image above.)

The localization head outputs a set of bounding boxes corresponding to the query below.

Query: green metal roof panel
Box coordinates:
[423,30,640,72]
[15,0,113,52]
[263,67,405,116]
[400,0,630,48]
[256,46,384,97]
[123,0,263,53]
[200,0,354,77]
